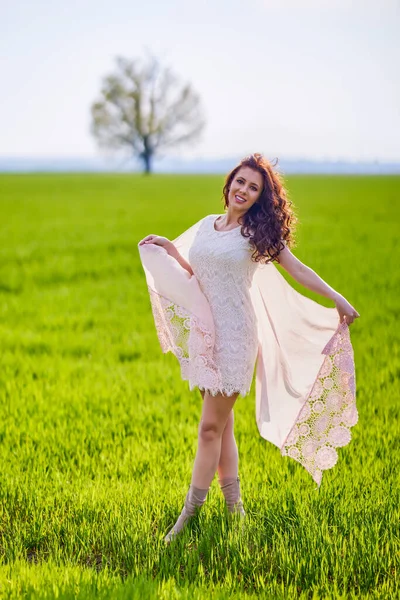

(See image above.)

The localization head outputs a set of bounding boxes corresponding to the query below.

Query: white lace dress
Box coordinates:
[188,214,259,397]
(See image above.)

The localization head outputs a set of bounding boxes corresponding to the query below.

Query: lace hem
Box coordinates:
[281,320,358,487]
[193,383,252,398]
[148,287,223,392]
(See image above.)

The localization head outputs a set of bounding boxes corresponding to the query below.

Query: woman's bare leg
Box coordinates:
[190,390,239,488]
[198,389,238,480]
[198,390,245,514]
[217,410,239,480]
[164,389,239,542]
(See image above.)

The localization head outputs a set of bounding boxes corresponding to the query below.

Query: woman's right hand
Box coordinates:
[138,234,166,246]
[139,235,192,276]
[138,235,175,254]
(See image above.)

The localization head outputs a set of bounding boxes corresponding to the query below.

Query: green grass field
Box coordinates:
[0,173,399,599]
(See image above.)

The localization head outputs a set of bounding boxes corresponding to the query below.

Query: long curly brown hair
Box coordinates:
[222,153,298,264]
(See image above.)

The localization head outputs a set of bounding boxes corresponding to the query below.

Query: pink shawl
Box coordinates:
[138,216,358,487]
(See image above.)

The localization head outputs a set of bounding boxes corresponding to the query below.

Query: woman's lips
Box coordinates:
[235,195,246,204]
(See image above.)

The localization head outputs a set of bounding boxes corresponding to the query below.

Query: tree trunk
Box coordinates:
[142,152,152,174]
[141,136,152,174]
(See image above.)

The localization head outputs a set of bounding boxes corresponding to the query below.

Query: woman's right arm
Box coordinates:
[167,244,194,276]
[138,235,194,276]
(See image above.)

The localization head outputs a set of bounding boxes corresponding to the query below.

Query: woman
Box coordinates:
[138,153,360,544]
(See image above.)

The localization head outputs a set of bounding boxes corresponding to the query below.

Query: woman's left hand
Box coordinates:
[334,294,361,325]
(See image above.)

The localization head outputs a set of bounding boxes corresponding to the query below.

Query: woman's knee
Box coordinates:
[198,391,238,443]
[198,419,223,443]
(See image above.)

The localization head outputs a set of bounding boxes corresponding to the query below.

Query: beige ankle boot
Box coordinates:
[164,484,209,544]
[219,475,246,516]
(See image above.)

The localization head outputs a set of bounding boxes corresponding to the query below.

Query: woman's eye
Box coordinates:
[237,178,256,191]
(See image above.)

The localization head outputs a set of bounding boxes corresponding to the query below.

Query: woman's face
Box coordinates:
[228,166,263,211]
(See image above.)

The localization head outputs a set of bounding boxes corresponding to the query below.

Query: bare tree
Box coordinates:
[90,54,206,174]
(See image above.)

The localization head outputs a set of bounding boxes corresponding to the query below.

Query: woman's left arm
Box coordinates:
[278,247,361,325]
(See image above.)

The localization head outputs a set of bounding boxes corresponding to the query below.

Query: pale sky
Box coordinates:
[1,0,399,162]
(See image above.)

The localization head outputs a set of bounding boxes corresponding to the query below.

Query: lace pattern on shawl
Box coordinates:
[281,320,358,486]
[148,287,253,397]
[147,287,221,395]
